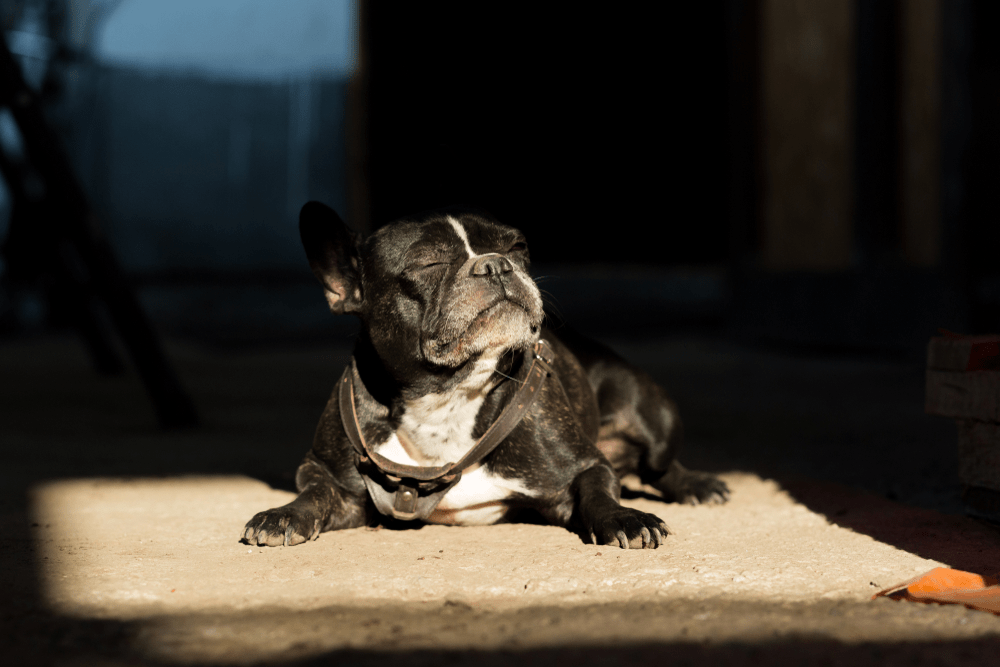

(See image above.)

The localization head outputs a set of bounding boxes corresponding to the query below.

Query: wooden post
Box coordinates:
[758,0,856,271]
[898,0,941,267]
[0,33,198,429]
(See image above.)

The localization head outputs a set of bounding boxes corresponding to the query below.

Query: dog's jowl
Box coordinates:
[242,202,729,549]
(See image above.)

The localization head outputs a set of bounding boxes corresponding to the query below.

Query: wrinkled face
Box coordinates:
[360,211,544,371]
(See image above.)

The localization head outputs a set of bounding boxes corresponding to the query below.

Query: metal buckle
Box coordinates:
[534,340,554,365]
[392,481,419,520]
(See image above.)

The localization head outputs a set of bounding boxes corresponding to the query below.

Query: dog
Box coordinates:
[242,202,729,550]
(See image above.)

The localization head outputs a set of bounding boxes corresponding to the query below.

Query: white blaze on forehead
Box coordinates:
[447,216,476,258]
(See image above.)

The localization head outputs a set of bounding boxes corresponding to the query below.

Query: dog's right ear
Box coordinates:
[299,201,363,315]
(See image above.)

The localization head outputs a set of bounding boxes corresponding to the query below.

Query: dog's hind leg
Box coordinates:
[654,459,730,505]
[588,356,730,505]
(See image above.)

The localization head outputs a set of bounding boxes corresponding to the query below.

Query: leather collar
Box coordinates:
[339,339,555,520]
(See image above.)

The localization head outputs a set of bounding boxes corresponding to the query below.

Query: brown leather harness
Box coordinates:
[338,339,555,520]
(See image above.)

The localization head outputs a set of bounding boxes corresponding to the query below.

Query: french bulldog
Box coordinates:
[242,202,729,549]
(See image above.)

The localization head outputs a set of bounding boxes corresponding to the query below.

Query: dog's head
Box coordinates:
[300,201,544,375]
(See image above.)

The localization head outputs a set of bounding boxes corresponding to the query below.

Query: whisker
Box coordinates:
[539,290,566,324]
[493,368,524,383]
[493,348,525,384]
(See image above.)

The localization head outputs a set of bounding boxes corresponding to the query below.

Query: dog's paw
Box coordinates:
[657,466,731,506]
[677,472,730,506]
[242,505,321,547]
[590,507,670,549]
[669,472,730,506]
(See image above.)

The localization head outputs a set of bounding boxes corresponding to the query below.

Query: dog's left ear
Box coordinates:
[299,201,363,315]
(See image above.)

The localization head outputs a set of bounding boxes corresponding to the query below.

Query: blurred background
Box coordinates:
[3,0,996,351]
[5,5,1000,661]
[1,0,997,510]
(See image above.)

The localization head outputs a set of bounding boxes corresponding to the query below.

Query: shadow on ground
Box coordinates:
[2,332,997,665]
[781,478,1000,578]
[9,598,1000,666]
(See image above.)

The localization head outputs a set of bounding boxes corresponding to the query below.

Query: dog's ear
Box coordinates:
[299,201,363,315]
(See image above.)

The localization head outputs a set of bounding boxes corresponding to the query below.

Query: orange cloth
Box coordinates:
[873,567,1000,614]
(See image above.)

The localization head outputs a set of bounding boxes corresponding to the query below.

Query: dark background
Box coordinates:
[0,0,996,417]
[2,0,997,354]
[364,4,729,266]
[2,4,999,661]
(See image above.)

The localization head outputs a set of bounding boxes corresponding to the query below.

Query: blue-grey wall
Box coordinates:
[88,70,347,274]
[83,0,355,276]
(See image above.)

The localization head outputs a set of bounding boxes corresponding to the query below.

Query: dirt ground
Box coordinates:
[4,334,1000,666]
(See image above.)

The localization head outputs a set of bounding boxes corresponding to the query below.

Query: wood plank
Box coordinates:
[759,0,854,270]
[958,419,1000,491]
[899,0,942,266]
[926,369,1000,420]
[927,335,1000,371]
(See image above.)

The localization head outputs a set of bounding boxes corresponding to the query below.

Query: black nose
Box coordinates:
[471,254,513,276]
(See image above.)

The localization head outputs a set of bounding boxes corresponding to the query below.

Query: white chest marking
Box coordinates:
[369,353,535,525]
[380,354,499,466]
[428,468,534,525]
[372,429,535,527]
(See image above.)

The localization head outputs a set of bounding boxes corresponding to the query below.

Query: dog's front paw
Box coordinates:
[242,505,321,547]
[590,507,670,549]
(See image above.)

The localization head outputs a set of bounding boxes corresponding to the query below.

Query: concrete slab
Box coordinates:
[10,471,1000,664]
[28,473,933,618]
[5,335,1000,665]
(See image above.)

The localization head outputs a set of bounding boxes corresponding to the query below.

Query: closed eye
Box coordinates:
[409,255,451,270]
[509,242,527,252]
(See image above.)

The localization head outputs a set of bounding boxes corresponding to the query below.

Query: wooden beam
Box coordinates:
[759,0,855,270]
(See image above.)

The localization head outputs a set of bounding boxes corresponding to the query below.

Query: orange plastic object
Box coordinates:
[873,567,1000,614]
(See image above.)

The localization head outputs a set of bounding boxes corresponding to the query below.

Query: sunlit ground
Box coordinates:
[5,335,1000,665]
[25,472,1000,664]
